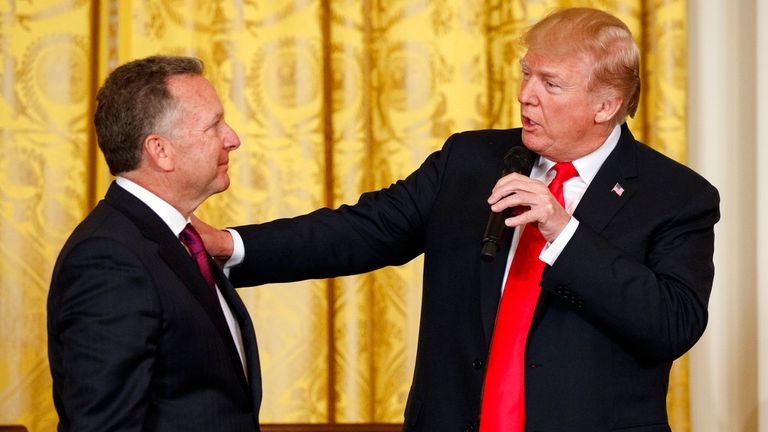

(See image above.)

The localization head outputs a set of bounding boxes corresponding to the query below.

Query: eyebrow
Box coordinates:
[520,59,563,82]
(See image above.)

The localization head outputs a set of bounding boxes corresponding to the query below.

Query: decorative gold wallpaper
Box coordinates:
[0,1,93,431]
[0,0,688,430]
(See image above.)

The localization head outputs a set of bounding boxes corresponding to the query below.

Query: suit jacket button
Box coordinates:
[472,359,484,370]
[465,422,476,432]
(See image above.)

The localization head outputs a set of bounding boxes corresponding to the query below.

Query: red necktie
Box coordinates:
[480,162,578,432]
[179,223,217,294]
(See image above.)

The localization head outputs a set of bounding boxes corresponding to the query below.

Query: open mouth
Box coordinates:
[522,116,540,129]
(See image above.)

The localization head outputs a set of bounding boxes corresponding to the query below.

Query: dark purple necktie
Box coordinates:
[179,223,217,294]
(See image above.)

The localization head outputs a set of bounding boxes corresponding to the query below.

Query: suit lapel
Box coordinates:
[212,266,262,407]
[104,183,248,383]
[572,125,638,232]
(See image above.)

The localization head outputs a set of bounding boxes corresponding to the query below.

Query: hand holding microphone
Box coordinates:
[480,146,536,261]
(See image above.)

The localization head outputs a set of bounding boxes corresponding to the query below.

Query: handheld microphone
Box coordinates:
[480,146,536,262]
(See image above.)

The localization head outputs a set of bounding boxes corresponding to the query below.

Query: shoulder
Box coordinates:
[446,128,522,148]
[54,201,151,274]
[618,131,720,211]
[438,128,524,168]
[633,139,717,196]
[49,202,162,311]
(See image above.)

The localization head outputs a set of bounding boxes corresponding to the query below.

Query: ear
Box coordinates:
[143,134,175,172]
[594,95,623,124]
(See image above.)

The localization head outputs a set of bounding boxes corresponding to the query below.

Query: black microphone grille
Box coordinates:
[503,146,535,174]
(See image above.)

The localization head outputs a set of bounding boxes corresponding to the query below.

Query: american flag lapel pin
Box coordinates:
[611,182,625,197]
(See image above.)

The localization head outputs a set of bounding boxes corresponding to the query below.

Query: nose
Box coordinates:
[518,78,537,106]
[223,122,241,151]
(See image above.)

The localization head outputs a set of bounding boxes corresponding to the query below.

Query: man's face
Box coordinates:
[165,74,240,201]
[518,50,607,161]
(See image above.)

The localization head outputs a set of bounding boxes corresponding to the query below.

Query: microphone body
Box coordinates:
[480,146,536,261]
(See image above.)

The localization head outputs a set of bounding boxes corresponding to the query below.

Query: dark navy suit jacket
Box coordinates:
[230,125,719,432]
[48,183,261,431]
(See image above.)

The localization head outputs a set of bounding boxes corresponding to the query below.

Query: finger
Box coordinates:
[490,190,534,212]
[490,183,557,212]
[191,214,217,237]
[488,174,545,204]
[506,199,569,231]
[504,209,541,228]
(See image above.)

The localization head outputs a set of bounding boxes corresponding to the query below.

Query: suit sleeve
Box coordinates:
[543,181,720,361]
[50,237,160,431]
[229,133,456,287]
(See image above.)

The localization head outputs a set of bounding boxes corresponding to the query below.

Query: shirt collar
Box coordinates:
[115,176,189,237]
[532,124,621,183]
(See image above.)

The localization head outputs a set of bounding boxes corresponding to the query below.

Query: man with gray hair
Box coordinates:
[48,55,259,431]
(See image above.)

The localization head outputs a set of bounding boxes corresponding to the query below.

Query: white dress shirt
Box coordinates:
[115,176,248,376]
[500,125,621,292]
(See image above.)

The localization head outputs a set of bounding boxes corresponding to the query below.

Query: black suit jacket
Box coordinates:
[48,183,262,431]
[230,125,719,432]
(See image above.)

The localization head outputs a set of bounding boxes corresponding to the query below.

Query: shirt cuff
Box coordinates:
[539,217,579,266]
[223,228,245,274]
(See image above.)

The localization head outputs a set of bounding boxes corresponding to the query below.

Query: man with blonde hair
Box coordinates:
[201,8,718,431]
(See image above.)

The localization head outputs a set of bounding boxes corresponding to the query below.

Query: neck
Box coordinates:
[568,124,615,161]
[121,172,200,219]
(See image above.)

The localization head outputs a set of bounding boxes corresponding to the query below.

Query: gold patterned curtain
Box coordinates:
[0,0,688,430]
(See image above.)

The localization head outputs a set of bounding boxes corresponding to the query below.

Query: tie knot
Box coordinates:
[179,223,206,256]
[547,162,578,208]
[551,162,578,184]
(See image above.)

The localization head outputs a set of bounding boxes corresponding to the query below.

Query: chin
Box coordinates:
[521,132,544,152]
[211,177,231,194]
